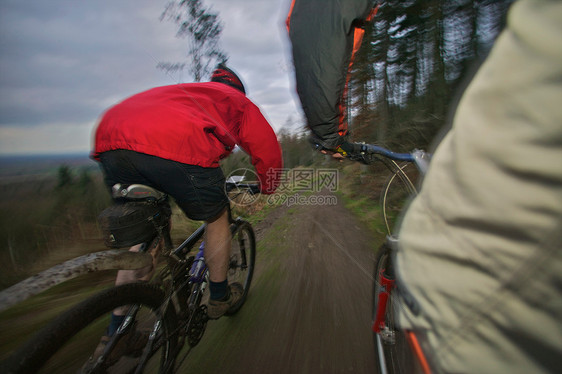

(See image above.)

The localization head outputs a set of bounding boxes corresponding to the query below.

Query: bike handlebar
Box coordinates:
[355,144,415,162]
[346,142,430,175]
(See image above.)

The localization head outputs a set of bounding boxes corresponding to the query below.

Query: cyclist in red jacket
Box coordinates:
[92,64,282,329]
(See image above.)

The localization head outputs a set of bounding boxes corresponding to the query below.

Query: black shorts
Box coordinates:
[99,150,229,221]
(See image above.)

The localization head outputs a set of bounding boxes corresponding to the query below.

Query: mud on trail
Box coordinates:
[184,192,380,373]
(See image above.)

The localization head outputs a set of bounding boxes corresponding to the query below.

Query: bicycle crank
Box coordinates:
[186,305,208,347]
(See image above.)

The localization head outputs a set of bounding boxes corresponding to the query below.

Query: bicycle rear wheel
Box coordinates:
[5,283,178,374]
[226,220,256,315]
[372,243,420,374]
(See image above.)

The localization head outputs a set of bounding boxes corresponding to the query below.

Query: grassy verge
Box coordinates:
[339,192,386,239]
[336,163,389,247]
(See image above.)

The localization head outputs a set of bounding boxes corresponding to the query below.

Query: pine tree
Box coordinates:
[349,0,514,149]
[160,0,228,81]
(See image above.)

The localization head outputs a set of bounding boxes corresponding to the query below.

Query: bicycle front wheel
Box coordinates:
[226,220,256,315]
[373,243,420,374]
[5,283,178,374]
[380,161,418,236]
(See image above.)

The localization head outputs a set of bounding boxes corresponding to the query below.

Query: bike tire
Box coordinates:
[4,283,178,374]
[372,243,419,374]
[226,220,256,315]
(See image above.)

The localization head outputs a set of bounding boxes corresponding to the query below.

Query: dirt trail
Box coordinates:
[185,192,380,373]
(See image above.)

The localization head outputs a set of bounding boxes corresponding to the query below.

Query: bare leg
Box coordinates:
[204,208,231,283]
[114,216,171,287]
[112,240,160,316]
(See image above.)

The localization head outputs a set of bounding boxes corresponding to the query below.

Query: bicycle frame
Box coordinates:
[163,213,249,303]
[372,267,394,335]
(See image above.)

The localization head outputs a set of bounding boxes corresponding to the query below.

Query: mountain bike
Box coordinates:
[2,181,257,374]
[347,143,432,374]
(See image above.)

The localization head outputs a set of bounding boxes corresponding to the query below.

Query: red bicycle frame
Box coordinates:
[372,269,394,333]
[372,261,432,374]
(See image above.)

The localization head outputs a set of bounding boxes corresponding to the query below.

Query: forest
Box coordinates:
[281,0,514,161]
[350,0,514,149]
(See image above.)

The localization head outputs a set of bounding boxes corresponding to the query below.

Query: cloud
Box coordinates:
[0,122,94,155]
[0,0,301,155]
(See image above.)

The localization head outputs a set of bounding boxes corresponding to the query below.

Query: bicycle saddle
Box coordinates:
[111,183,167,201]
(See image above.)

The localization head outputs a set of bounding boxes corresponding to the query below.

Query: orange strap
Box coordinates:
[340,5,380,133]
[350,5,379,61]
[405,330,432,374]
[286,0,296,32]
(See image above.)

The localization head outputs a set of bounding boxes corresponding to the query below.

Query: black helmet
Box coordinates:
[210,63,246,94]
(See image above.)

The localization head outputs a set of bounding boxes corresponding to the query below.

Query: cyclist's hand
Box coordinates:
[321,149,345,160]
[308,135,362,159]
[309,137,374,164]
[334,141,363,158]
[308,135,346,159]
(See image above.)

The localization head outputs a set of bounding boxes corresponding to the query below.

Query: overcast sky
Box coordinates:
[0,0,302,155]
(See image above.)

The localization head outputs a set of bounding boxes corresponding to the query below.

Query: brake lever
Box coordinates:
[347,143,376,165]
[348,152,373,165]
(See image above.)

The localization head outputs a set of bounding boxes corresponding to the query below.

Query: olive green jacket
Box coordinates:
[397,1,562,372]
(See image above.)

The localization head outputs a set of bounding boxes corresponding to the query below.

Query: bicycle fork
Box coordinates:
[372,268,395,339]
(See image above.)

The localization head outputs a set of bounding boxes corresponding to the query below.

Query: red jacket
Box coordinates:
[93,82,283,193]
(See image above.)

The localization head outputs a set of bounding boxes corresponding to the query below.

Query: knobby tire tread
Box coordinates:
[225,221,256,316]
[4,282,178,374]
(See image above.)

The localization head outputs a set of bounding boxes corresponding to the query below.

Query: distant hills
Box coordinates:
[0,153,97,178]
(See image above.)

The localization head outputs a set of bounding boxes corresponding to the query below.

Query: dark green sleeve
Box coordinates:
[288,0,374,149]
